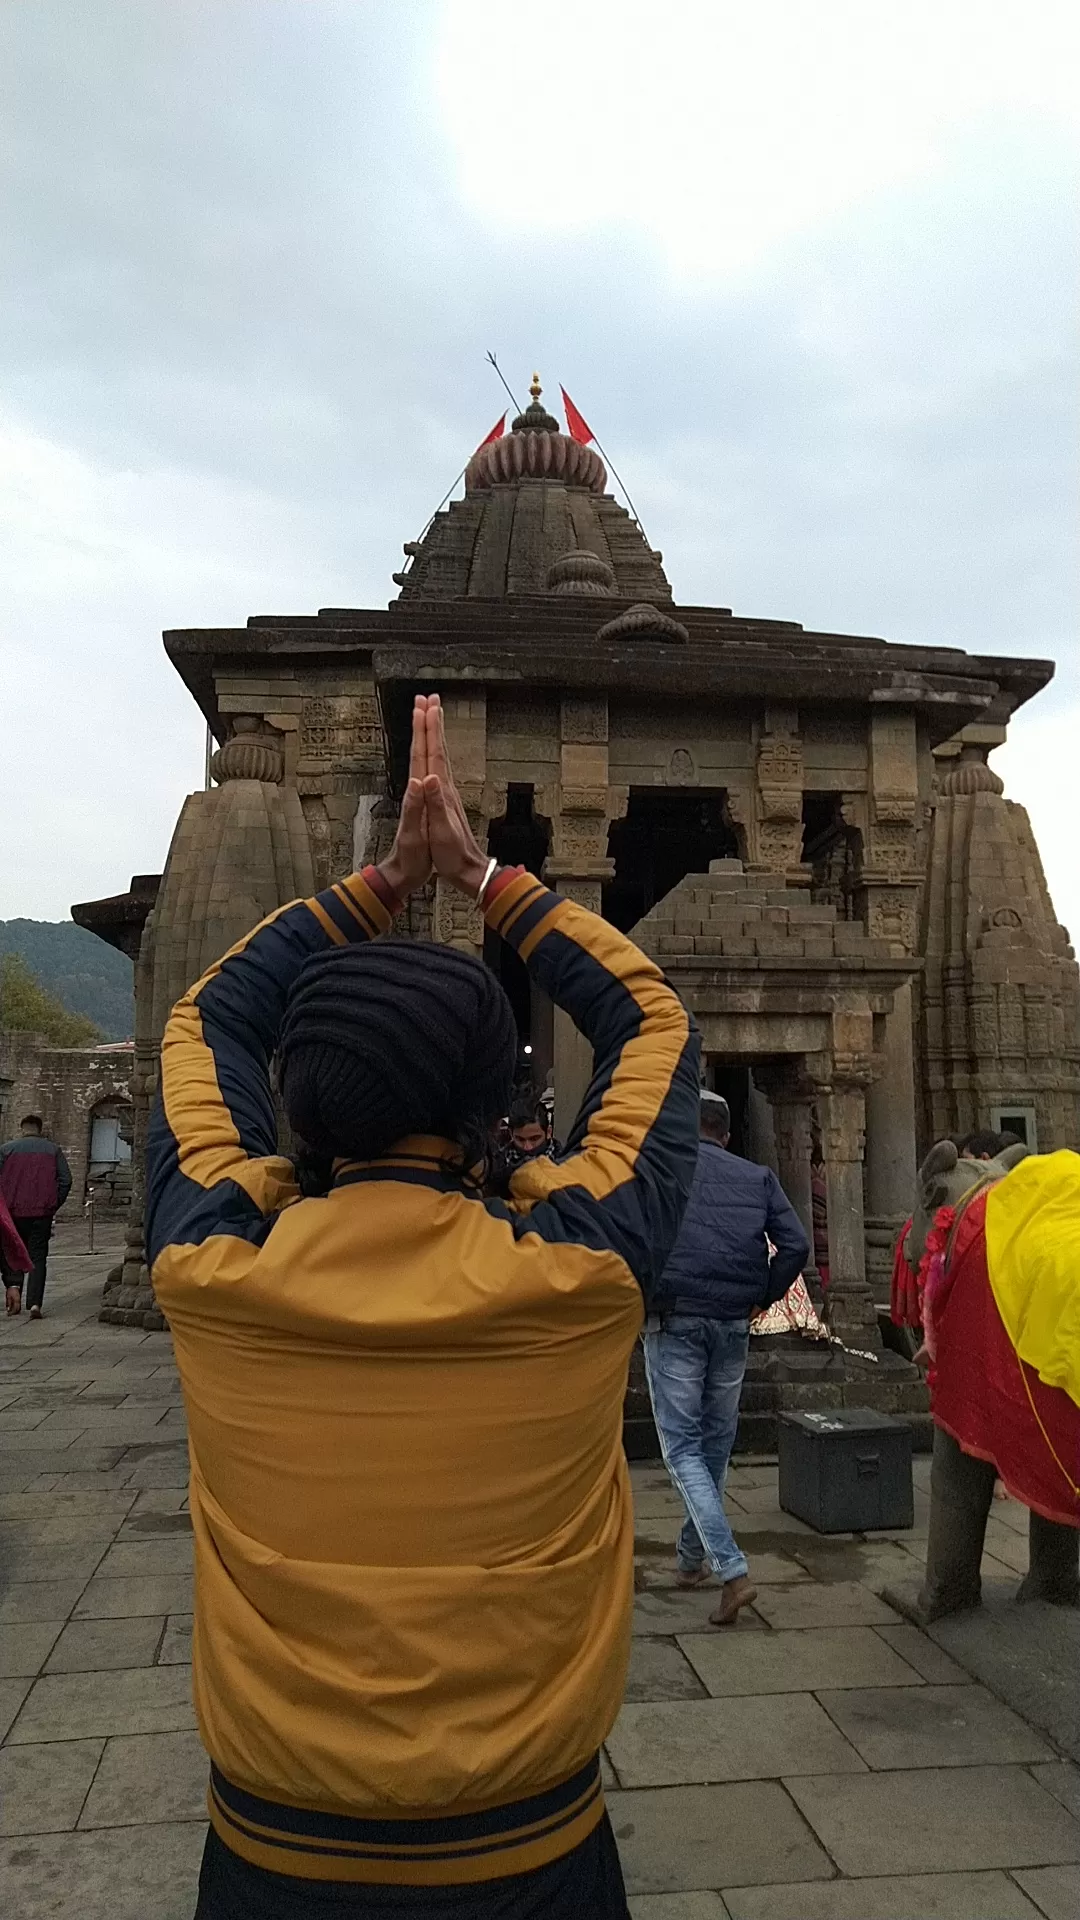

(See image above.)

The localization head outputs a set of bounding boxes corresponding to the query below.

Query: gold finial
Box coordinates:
[530,371,542,401]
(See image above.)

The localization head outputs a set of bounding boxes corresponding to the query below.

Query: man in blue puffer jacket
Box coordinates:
[644,1090,809,1624]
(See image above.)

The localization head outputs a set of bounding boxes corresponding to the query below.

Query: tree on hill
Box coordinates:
[0,954,103,1047]
[0,921,133,1039]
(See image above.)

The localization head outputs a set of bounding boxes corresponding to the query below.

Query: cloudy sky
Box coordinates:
[1,0,1077,929]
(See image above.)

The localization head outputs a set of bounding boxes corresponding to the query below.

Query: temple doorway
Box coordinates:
[604,789,739,933]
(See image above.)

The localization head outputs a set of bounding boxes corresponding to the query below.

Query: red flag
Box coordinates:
[475,412,506,452]
[560,386,594,446]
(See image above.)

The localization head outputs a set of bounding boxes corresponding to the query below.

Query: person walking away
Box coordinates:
[1,1189,32,1315]
[0,1114,72,1319]
[645,1090,810,1626]
[147,694,700,1919]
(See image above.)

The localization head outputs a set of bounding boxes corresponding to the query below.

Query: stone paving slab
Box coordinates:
[609,1782,833,1893]
[751,1580,899,1630]
[607,1694,867,1787]
[784,1766,1080,1876]
[872,1622,972,1685]
[1031,1763,1080,1822]
[722,1870,1048,1919]
[0,1580,91,1622]
[626,1638,708,1701]
[929,1594,1080,1764]
[816,1682,1055,1770]
[678,1626,924,1697]
[633,1588,766,1636]
[0,1737,105,1835]
[45,1615,166,1672]
[630,1897,731,1918]
[95,1537,192,1578]
[79,1729,209,1827]
[158,1613,193,1665]
[0,1819,206,1920]
[7,1665,196,1743]
[74,1572,194,1618]
[0,1619,65,1676]
[1011,1866,1080,1920]
[0,1675,33,1738]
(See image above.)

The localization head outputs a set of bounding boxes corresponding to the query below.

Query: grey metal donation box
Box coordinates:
[778,1408,914,1533]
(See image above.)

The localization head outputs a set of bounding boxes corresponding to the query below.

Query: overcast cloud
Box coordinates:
[0,1,1077,931]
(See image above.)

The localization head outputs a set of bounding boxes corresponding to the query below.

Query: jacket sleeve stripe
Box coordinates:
[509,934,688,1204]
[307,899,350,945]
[159,1000,298,1213]
[486,876,548,936]
[483,872,701,1293]
[148,876,392,1277]
[331,883,380,939]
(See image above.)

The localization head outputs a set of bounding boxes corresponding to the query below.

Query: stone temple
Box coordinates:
[74,379,1080,1446]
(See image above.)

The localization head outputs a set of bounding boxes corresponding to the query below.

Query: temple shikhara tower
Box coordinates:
[75,378,1080,1444]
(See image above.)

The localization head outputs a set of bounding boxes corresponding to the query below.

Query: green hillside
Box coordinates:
[0,921,134,1041]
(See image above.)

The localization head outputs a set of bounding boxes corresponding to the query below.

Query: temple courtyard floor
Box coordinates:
[1,1238,1078,1920]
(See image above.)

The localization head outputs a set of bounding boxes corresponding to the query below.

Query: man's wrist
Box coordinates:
[454,853,494,899]
[370,861,407,913]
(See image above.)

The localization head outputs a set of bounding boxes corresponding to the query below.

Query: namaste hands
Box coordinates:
[376,695,490,903]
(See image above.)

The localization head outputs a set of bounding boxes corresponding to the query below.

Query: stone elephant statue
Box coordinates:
[889,1138,1080,1625]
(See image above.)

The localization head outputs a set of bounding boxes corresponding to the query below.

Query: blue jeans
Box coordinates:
[643,1314,750,1583]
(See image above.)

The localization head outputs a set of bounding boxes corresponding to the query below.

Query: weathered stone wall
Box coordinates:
[0,1033,134,1214]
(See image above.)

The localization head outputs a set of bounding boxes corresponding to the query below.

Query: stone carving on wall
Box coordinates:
[666,747,697,786]
[867,889,917,950]
[298,693,382,768]
[560,698,608,744]
[753,709,804,873]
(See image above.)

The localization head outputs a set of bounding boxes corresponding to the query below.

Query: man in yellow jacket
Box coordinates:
[147,696,700,1918]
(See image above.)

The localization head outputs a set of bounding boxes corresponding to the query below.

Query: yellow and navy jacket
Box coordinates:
[146,866,699,1886]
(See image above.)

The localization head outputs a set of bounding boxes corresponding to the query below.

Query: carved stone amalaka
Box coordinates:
[545,549,616,595]
[595,603,689,646]
[210,717,284,785]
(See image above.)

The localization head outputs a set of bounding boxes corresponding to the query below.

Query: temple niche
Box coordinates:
[75,378,1080,1443]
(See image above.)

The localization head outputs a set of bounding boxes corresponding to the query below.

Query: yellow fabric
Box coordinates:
[157,1169,640,1819]
[984,1149,1080,1410]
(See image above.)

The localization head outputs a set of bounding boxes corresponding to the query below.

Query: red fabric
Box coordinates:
[0,1142,59,1217]
[560,387,595,446]
[0,1192,30,1274]
[475,412,506,451]
[927,1189,1080,1528]
[890,1217,921,1327]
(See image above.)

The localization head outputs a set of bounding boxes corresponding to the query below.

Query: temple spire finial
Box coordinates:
[530,371,542,402]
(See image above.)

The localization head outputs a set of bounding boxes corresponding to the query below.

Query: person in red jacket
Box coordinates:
[0,1114,72,1319]
[1,1190,32,1315]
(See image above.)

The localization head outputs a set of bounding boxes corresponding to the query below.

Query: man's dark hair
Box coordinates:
[959,1128,1012,1159]
[509,1099,546,1133]
[279,940,517,1165]
[20,1114,43,1132]
[699,1091,730,1142]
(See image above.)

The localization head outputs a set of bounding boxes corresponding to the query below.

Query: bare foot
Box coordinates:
[709,1575,758,1626]
[675,1566,712,1590]
[5,1286,22,1316]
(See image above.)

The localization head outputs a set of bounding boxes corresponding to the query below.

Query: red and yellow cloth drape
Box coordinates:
[925,1151,1080,1528]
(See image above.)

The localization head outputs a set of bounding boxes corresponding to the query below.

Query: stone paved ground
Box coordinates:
[2,1245,1079,1920]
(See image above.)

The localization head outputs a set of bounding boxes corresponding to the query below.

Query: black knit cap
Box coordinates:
[278,939,517,1162]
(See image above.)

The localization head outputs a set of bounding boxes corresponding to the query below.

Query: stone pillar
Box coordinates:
[540,697,624,1142]
[746,1079,778,1173]
[864,979,918,1305]
[755,1063,820,1297]
[816,1082,882,1350]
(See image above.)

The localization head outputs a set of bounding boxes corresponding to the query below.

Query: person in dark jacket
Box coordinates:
[645,1089,810,1625]
[0,1114,72,1319]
